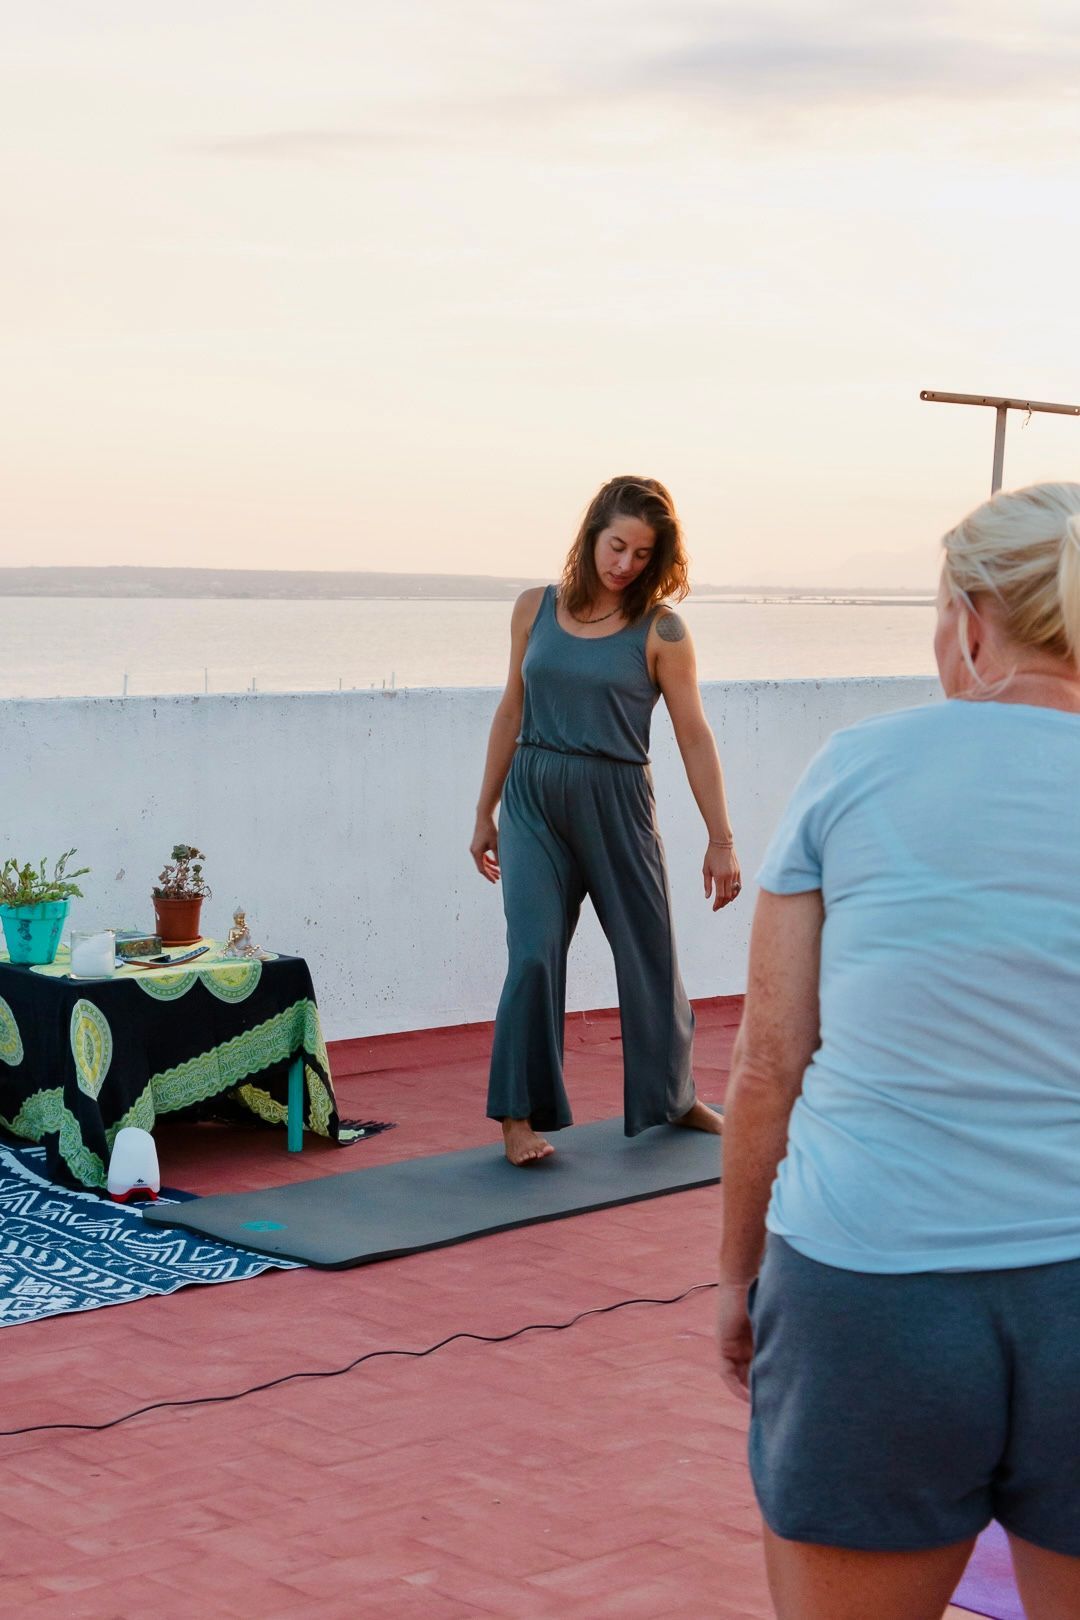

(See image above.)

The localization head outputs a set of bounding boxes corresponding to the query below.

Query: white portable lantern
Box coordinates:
[107,1127,161,1202]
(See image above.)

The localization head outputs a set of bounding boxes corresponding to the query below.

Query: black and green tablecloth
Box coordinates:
[0,943,359,1188]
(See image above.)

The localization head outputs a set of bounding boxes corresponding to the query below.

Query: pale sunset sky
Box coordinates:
[4,1,1080,587]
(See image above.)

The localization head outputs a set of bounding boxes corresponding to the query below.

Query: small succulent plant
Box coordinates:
[153,844,212,901]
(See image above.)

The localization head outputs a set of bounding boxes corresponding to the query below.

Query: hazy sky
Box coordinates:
[5,0,1080,586]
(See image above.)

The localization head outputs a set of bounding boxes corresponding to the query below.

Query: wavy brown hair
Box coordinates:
[559,476,690,623]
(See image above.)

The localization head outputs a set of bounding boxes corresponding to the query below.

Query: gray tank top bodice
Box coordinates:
[518,585,660,764]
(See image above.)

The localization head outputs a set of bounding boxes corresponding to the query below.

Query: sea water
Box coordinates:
[0,595,938,700]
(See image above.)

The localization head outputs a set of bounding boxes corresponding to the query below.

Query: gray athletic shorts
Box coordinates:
[748,1234,1080,1555]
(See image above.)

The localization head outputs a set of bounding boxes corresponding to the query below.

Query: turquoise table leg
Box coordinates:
[287,1056,304,1152]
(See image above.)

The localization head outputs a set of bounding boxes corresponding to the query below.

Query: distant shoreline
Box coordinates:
[0,567,933,602]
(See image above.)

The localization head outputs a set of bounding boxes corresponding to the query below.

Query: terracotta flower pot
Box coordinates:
[152,895,204,947]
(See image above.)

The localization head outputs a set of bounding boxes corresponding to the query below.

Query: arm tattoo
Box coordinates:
[656,612,687,643]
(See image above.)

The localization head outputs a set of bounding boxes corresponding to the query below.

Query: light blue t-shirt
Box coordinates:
[758,699,1080,1274]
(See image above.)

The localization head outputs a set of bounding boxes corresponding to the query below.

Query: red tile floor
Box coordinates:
[0,999,974,1620]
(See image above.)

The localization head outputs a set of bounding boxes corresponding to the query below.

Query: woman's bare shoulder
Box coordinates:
[651,604,691,645]
[511,584,550,626]
[515,584,548,609]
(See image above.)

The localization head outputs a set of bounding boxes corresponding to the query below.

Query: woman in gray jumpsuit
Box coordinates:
[470,476,741,1166]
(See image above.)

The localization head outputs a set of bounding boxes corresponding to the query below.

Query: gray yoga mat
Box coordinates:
[143,1114,724,1268]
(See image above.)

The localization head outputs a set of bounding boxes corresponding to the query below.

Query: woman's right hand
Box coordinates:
[470,815,501,883]
[717,1280,754,1403]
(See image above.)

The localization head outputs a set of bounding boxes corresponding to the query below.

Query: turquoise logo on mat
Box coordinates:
[241,1219,286,1231]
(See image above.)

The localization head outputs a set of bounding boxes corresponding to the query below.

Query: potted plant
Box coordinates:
[0,849,91,965]
[152,844,212,946]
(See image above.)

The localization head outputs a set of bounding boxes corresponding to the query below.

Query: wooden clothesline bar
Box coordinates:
[920,391,1080,417]
[919,389,1080,493]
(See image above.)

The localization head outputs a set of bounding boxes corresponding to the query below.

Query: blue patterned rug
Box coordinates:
[0,1142,301,1328]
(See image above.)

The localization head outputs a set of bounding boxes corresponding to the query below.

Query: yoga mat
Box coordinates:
[144,1114,723,1267]
[952,1523,1024,1620]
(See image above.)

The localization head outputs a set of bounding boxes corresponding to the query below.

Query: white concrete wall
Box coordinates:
[0,679,939,1039]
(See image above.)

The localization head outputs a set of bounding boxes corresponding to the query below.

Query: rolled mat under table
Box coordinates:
[143,1113,724,1267]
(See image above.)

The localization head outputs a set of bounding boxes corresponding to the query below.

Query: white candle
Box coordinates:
[70,931,116,978]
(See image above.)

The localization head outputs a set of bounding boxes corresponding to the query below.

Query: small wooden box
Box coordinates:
[115,932,163,960]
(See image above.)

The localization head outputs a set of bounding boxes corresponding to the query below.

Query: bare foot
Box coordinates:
[673,1100,724,1135]
[502,1118,555,1166]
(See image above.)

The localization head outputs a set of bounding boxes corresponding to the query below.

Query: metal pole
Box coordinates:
[991,405,1007,495]
[920,390,1080,496]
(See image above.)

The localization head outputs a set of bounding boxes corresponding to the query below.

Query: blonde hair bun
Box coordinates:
[942,481,1080,665]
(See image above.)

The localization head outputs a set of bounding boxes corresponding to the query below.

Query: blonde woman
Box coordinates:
[719,483,1080,1620]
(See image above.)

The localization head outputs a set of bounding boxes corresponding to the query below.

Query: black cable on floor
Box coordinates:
[0,1282,718,1439]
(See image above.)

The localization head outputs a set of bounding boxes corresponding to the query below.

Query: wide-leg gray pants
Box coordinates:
[487,744,696,1136]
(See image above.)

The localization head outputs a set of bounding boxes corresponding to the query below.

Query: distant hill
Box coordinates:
[0,566,931,600]
[0,566,545,600]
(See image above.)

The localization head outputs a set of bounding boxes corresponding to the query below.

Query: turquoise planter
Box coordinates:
[0,899,70,965]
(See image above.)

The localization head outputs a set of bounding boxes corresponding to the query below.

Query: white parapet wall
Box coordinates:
[0,679,939,1039]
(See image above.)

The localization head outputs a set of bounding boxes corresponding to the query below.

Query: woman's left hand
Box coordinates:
[716,1280,754,1402]
[704,843,741,911]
